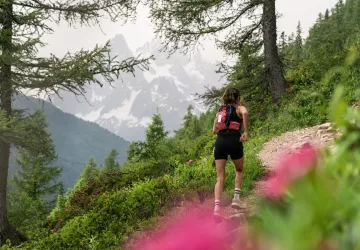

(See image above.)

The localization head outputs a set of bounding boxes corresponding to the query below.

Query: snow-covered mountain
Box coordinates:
[49,34,225,141]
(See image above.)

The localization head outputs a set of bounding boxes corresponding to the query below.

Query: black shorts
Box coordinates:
[214,132,244,160]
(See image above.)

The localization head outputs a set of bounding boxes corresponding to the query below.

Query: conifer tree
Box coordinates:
[325,9,330,19]
[294,21,303,62]
[280,32,286,51]
[79,157,99,181]
[11,148,62,204]
[148,0,289,103]
[145,112,168,147]
[0,0,153,245]
[175,105,194,139]
[127,112,168,161]
[103,149,119,172]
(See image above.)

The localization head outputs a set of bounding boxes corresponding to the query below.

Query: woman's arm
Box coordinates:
[212,118,218,134]
[237,106,248,141]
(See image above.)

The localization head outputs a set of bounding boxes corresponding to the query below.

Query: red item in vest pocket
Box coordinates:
[229,121,241,130]
[215,107,228,130]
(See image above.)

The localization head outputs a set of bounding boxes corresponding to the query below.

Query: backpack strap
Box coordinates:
[226,105,232,128]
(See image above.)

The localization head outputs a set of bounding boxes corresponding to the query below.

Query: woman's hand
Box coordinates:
[240,132,248,142]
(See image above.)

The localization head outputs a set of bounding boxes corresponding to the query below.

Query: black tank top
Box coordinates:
[218,105,243,136]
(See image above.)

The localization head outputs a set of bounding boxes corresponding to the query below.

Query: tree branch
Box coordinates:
[13,0,140,26]
[148,0,263,54]
[10,42,154,99]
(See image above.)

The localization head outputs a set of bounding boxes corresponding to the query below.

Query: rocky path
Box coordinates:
[124,123,339,249]
[217,122,339,241]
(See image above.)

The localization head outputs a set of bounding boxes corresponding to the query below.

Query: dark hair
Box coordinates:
[222,88,240,105]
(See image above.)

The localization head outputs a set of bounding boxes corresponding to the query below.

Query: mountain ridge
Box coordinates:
[10,96,130,190]
[48,34,225,141]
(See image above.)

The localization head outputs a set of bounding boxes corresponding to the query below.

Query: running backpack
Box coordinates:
[215,105,241,132]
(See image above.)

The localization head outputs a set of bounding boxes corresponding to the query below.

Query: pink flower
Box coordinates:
[263,143,318,200]
[135,206,233,250]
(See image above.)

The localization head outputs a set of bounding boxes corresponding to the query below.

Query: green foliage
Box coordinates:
[6,112,62,236]
[175,105,204,140]
[79,158,99,183]
[102,150,120,172]
[146,112,168,145]
[1,0,153,244]
[6,1,360,249]
[12,177,175,250]
[11,148,62,205]
[0,110,54,156]
[248,86,360,250]
[127,112,168,161]
[7,192,48,235]
[9,96,131,191]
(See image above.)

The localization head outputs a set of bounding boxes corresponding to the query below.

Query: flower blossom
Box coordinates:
[264,142,319,200]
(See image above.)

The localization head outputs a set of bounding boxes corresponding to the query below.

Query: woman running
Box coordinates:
[212,88,248,219]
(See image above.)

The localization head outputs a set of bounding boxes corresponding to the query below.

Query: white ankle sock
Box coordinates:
[214,200,220,211]
[234,188,241,199]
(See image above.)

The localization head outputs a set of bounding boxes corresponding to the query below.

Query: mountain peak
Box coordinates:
[50,34,225,142]
[110,33,133,59]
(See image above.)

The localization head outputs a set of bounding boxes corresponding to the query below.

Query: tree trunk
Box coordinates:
[262,0,289,103]
[0,2,25,246]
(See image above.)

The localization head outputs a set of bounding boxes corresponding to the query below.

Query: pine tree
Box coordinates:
[127,141,146,161]
[183,105,194,129]
[58,182,65,197]
[280,32,286,51]
[127,112,168,161]
[186,118,203,139]
[175,105,194,139]
[198,40,266,107]
[7,124,62,233]
[145,112,168,147]
[103,150,119,172]
[317,13,323,23]
[11,148,62,203]
[72,157,99,190]
[325,9,330,19]
[0,0,153,245]
[148,0,289,103]
[294,22,303,62]
[79,158,99,181]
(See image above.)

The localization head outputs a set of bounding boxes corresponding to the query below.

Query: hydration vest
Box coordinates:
[215,104,241,132]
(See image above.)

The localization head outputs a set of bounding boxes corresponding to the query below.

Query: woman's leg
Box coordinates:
[214,159,227,201]
[231,157,245,209]
[232,157,244,189]
[214,159,227,218]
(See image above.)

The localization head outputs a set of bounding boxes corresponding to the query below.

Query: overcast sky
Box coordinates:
[39,0,339,62]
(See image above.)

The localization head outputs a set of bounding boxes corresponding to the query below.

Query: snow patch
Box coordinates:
[184,61,205,82]
[102,90,141,120]
[144,63,186,94]
[91,91,106,103]
[139,117,152,127]
[76,106,104,122]
[151,91,169,103]
[99,90,152,128]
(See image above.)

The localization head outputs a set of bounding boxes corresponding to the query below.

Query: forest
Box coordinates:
[0,0,360,249]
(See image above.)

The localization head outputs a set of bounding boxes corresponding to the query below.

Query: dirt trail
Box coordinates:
[224,122,339,220]
[124,123,339,249]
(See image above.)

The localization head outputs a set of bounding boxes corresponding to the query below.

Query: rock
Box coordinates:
[318,123,333,130]
[316,130,324,137]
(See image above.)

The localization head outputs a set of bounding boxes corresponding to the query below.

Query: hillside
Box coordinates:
[2,0,360,249]
[47,35,225,141]
[10,96,130,190]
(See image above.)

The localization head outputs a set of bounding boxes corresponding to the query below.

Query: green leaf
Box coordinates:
[330,86,348,127]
